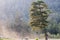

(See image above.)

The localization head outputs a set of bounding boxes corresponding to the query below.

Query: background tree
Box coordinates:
[47,20,59,35]
[47,20,60,35]
[29,0,50,40]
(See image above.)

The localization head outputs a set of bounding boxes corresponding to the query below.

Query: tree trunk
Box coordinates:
[45,28,48,40]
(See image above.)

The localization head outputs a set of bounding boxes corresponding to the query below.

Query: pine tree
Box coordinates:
[29,0,50,40]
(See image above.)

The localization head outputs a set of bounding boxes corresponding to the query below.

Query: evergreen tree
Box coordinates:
[29,0,50,40]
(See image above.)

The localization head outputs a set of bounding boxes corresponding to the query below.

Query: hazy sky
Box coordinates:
[0,0,60,23]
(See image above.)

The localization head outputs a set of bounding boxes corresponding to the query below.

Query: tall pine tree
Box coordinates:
[29,0,50,40]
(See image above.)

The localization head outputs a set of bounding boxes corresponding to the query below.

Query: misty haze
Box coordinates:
[0,0,60,40]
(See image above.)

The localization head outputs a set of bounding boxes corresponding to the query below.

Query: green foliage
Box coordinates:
[0,38,11,40]
[29,0,50,30]
[47,20,60,35]
[35,38,39,40]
